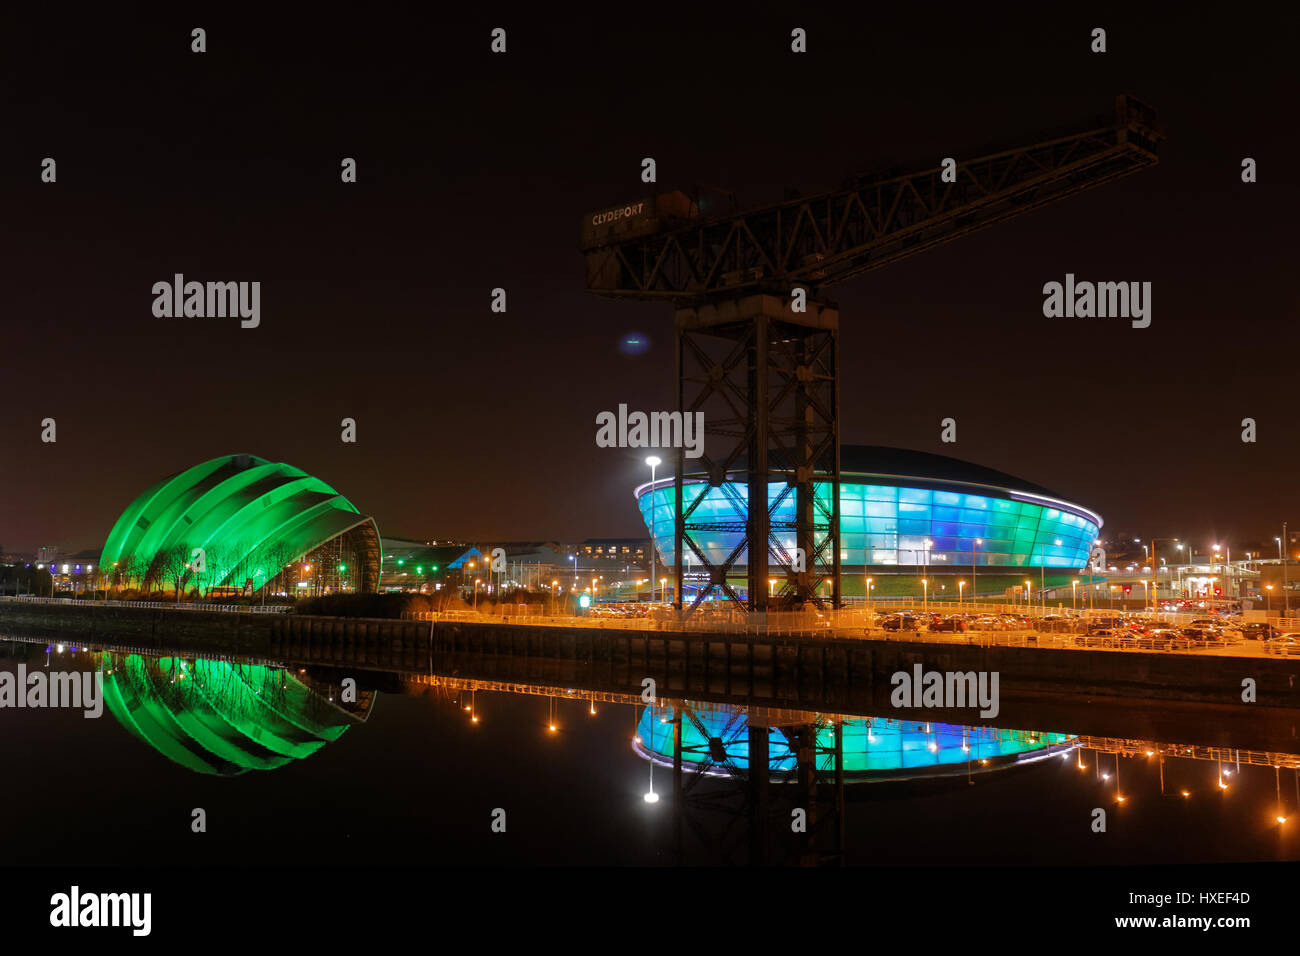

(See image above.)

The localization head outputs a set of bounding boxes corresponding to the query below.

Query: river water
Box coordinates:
[2,636,1296,869]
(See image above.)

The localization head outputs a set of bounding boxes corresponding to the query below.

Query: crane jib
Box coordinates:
[582,95,1160,300]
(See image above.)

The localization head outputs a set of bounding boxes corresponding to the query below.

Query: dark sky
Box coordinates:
[1,5,1297,555]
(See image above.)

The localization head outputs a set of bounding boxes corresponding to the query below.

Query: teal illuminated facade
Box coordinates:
[634,704,1075,782]
[635,446,1100,590]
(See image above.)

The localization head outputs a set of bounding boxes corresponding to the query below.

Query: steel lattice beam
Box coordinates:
[584,95,1159,302]
[587,94,1159,616]
[672,294,840,612]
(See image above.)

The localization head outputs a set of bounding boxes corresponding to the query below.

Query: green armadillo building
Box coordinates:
[100,652,373,775]
[100,454,381,596]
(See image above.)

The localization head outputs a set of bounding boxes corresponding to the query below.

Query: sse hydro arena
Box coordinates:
[634,705,1076,784]
[634,445,1101,599]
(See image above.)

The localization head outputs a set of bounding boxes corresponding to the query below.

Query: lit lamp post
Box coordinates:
[1024,580,1032,606]
[922,577,928,613]
[645,704,659,804]
[645,456,661,603]
[1267,585,1274,614]
[1072,579,1079,611]
[958,579,966,610]
[972,538,981,603]
[1147,537,1178,611]
[1283,522,1290,617]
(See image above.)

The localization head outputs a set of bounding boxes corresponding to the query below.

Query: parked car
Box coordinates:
[931,616,968,632]
[1264,633,1300,653]
[881,614,925,632]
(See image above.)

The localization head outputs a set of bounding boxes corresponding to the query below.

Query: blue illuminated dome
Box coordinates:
[634,445,1101,596]
[634,704,1075,783]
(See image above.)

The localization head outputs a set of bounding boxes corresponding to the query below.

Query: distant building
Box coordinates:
[634,445,1101,599]
[578,537,649,562]
[379,538,481,591]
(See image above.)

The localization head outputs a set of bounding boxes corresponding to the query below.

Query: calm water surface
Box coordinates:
[3,637,1297,868]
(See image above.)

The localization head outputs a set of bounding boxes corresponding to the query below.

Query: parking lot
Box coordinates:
[856,608,1300,658]
[416,602,1300,658]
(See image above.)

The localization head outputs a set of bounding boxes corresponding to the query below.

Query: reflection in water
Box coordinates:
[633,702,1074,782]
[4,637,1300,865]
[99,652,373,775]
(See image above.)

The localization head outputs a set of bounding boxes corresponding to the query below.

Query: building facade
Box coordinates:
[634,446,1101,598]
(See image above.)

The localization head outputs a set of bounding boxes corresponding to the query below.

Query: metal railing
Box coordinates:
[0,595,292,614]
[402,607,1284,655]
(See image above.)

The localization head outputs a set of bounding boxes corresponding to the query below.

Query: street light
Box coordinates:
[922,577,928,613]
[645,456,661,604]
[1283,522,1290,617]
[1072,579,1079,611]
[958,579,966,609]
[972,538,981,603]
[1148,537,1178,611]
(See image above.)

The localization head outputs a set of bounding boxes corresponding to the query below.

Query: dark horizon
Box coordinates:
[2,7,1297,555]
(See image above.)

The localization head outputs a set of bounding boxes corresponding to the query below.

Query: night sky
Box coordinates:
[2,6,1297,555]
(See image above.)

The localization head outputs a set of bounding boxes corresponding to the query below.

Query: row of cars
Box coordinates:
[872,609,1300,651]
[877,611,1034,633]
[584,602,656,619]
[1079,618,1298,649]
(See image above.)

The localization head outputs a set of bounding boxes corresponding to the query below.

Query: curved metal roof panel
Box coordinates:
[101,454,379,591]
